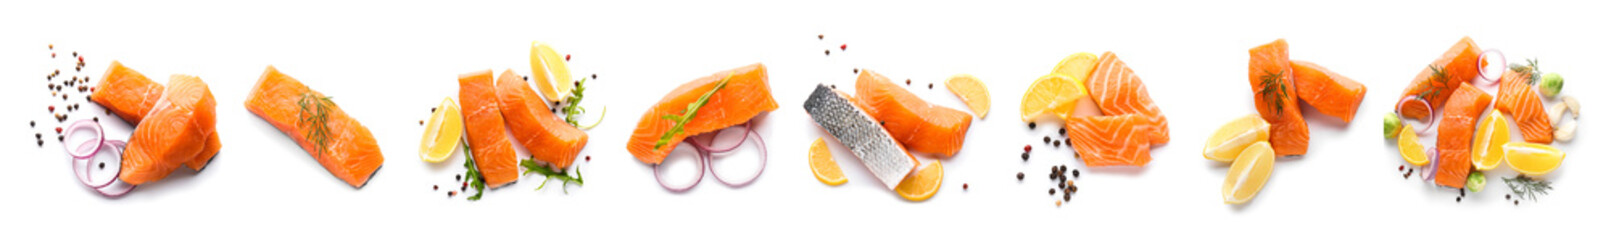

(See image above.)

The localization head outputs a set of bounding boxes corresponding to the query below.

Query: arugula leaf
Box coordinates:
[520,158,583,193]
[653,73,732,149]
[461,139,486,201]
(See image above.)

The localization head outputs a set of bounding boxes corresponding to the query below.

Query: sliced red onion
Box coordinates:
[62,119,103,159]
[708,127,765,187]
[72,139,119,188]
[1420,147,1438,181]
[686,121,751,154]
[94,177,137,197]
[1476,49,1506,86]
[1396,96,1436,135]
[73,140,135,197]
[654,141,706,192]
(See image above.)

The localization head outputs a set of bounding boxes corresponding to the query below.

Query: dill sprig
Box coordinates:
[653,73,733,150]
[1509,58,1541,85]
[461,139,486,201]
[519,158,584,193]
[1257,69,1289,115]
[1502,174,1552,202]
[1415,64,1451,100]
[297,93,336,153]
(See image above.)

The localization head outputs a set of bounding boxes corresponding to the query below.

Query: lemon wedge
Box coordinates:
[530,41,574,102]
[1203,114,1271,162]
[1224,141,1274,204]
[1021,74,1097,121]
[945,74,990,119]
[1503,142,1564,176]
[1472,110,1509,171]
[895,161,943,201]
[809,138,847,186]
[1398,125,1429,166]
[419,97,463,163]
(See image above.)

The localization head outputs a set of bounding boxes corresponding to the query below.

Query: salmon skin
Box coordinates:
[1291,60,1367,123]
[805,84,917,189]
[246,66,384,188]
[459,70,519,188]
[1249,39,1308,156]
[628,63,777,164]
[1398,37,1483,120]
[119,75,217,185]
[1434,83,1491,188]
[91,61,222,171]
[1087,52,1169,145]
[1496,69,1553,143]
[854,70,972,157]
[1064,114,1154,167]
[495,69,588,169]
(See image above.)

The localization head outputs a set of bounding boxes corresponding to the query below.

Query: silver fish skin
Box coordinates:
[803,84,914,190]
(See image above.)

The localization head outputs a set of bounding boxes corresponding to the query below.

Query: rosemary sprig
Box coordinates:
[1257,69,1289,115]
[297,93,336,153]
[519,158,584,193]
[461,139,486,201]
[653,73,733,149]
[1502,174,1552,202]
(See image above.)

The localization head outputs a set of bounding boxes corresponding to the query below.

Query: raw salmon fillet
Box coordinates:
[854,70,972,157]
[120,75,216,185]
[1434,83,1491,188]
[245,66,384,188]
[91,61,222,171]
[1291,60,1367,122]
[1249,39,1308,156]
[1496,69,1553,143]
[1398,37,1482,120]
[1064,114,1154,167]
[628,63,777,164]
[495,69,588,169]
[1087,52,1169,145]
[459,70,519,188]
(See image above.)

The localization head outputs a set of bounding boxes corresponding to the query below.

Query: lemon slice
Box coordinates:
[1472,111,1509,171]
[809,138,847,186]
[1398,125,1429,166]
[1503,142,1564,176]
[1051,52,1100,81]
[420,97,463,163]
[1203,114,1271,162]
[1223,141,1274,204]
[530,41,574,102]
[944,74,990,119]
[1020,74,1097,122]
[895,161,943,201]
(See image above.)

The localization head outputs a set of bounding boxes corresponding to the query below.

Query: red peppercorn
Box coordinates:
[1024,145,1032,152]
[55,127,62,133]
[49,105,55,112]
[840,44,847,50]
[565,54,571,61]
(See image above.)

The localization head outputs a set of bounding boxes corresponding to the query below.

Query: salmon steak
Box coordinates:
[1434,83,1491,188]
[1397,37,1483,120]
[1291,60,1367,123]
[246,66,384,188]
[1249,39,1308,156]
[495,69,589,169]
[459,70,520,188]
[854,70,972,157]
[1086,51,1169,145]
[119,75,217,185]
[91,61,221,171]
[628,63,777,164]
[1496,69,1553,143]
[1064,114,1154,167]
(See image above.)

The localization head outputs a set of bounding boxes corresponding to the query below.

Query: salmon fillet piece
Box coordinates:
[91,61,222,171]
[1249,39,1308,156]
[1291,60,1367,122]
[854,70,972,157]
[1434,83,1491,188]
[246,66,384,188]
[1398,37,1483,120]
[494,69,588,169]
[1064,114,1154,167]
[628,63,777,164]
[1086,52,1170,145]
[1496,69,1553,143]
[120,75,216,185]
[459,70,519,188]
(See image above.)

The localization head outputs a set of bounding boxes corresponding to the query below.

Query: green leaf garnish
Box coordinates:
[461,139,486,201]
[1257,69,1289,115]
[653,73,733,150]
[519,158,584,193]
[1502,174,1552,202]
[297,93,336,154]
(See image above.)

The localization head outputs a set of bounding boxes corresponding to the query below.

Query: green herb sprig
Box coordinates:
[297,93,336,153]
[561,77,605,129]
[1502,174,1552,202]
[461,139,486,201]
[1257,69,1289,115]
[1509,58,1541,85]
[653,73,733,150]
[1415,64,1451,101]
[520,158,584,193]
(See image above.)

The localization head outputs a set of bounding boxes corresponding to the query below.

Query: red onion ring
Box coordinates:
[74,140,136,197]
[686,121,751,154]
[707,128,765,187]
[1396,96,1436,135]
[654,142,706,192]
[62,119,103,159]
[1420,147,1438,182]
[652,119,767,191]
[73,139,119,188]
[1476,49,1506,86]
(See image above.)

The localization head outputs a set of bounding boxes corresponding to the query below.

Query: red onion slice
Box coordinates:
[94,177,137,197]
[1396,96,1436,135]
[687,121,751,154]
[707,128,766,187]
[62,120,104,159]
[1476,49,1506,86]
[654,141,706,192]
[72,140,120,188]
[1420,147,1438,182]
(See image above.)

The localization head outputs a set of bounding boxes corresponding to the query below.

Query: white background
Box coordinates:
[1,0,1604,238]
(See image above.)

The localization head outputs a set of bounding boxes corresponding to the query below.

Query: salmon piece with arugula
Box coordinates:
[120,75,216,185]
[494,69,588,169]
[855,70,972,157]
[458,70,520,188]
[1434,83,1491,189]
[1249,39,1308,156]
[1086,52,1170,145]
[1291,60,1367,123]
[245,66,384,188]
[91,61,221,171]
[628,63,777,164]
[1397,37,1483,120]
